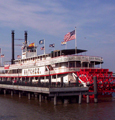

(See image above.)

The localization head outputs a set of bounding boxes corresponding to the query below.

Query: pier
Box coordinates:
[0,77,98,105]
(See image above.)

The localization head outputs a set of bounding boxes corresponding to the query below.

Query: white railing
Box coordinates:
[5,55,103,69]
[51,55,103,63]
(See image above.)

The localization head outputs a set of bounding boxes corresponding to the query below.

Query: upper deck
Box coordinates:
[7,55,103,70]
[0,49,103,77]
[1,48,103,70]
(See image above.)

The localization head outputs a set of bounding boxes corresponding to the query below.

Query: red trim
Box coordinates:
[4,65,10,69]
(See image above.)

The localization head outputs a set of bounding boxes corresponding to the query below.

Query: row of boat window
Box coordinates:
[15,54,51,64]
[0,69,22,74]
[0,75,60,83]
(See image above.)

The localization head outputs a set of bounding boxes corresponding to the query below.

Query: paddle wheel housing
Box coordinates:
[76,69,115,96]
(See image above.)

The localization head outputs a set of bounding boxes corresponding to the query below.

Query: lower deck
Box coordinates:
[0,82,95,105]
[0,84,89,96]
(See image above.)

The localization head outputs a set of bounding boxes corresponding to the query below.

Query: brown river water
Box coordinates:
[0,94,115,120]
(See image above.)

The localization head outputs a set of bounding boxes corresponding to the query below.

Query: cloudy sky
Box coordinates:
[0,0,115,72]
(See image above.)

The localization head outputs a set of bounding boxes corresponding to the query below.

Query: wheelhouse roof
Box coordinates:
[53,49,87,55]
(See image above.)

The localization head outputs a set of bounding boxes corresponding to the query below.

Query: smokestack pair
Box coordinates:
[11,31,27,64]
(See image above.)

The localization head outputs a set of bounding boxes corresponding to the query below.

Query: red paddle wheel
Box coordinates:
[76,69,115,96]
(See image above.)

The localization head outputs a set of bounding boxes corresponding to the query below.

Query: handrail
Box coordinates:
[72,73,86,87]
[8,55,103,69]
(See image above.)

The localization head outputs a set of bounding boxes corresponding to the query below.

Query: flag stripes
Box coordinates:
[64,30,75,42]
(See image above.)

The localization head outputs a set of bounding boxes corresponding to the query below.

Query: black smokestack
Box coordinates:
[25,31,27,45]
[11,30,15,64]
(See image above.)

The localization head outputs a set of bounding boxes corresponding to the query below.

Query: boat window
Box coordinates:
[89,63,94,68]
[55,63,61,67]
[44,56,46,60]
[70,62,75,67]
[45,66,48,71]
[51,75,56,79]
[18,69,22,73]
[76,61,81,67]
[0,70,5,74]
[27,47,36,52]
[83,62,88,67]
[23,49,26,52]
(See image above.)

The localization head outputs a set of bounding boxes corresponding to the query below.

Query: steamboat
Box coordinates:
[0,31,115,97]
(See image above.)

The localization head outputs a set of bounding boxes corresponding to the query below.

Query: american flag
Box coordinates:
[41,46,44,50]
[17,55,21,59]
[49,44,55,47]
[64,30,75,42]
[1,54,4,58]
[21,46,25,50]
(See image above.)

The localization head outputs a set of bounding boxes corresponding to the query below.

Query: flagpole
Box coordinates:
[54,44,55,51]
[1,48,2,66]
[75,27,77,54]
[65,42,67,49]
[0,48,2,66]
[44,39,45,54]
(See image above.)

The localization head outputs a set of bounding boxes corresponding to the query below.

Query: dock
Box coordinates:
[0,77,98,105]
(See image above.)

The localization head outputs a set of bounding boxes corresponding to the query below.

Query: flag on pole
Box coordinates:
[61,41,66,45]
[64,30,75,42]
[41,46,44,50]
[28,43,35,47]
[1,54,4,58]
[21,46,25,50]
[49,44,55,47]
[17,55,21,59]
[39,39,44,44]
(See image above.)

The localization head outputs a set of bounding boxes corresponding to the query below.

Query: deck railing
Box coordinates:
[8,55,103,69]
[0,81,81,88]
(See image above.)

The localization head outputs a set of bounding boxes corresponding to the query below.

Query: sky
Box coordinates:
[0,0,115,72]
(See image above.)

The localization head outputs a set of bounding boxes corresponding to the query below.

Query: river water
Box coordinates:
[0,94,115,120]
